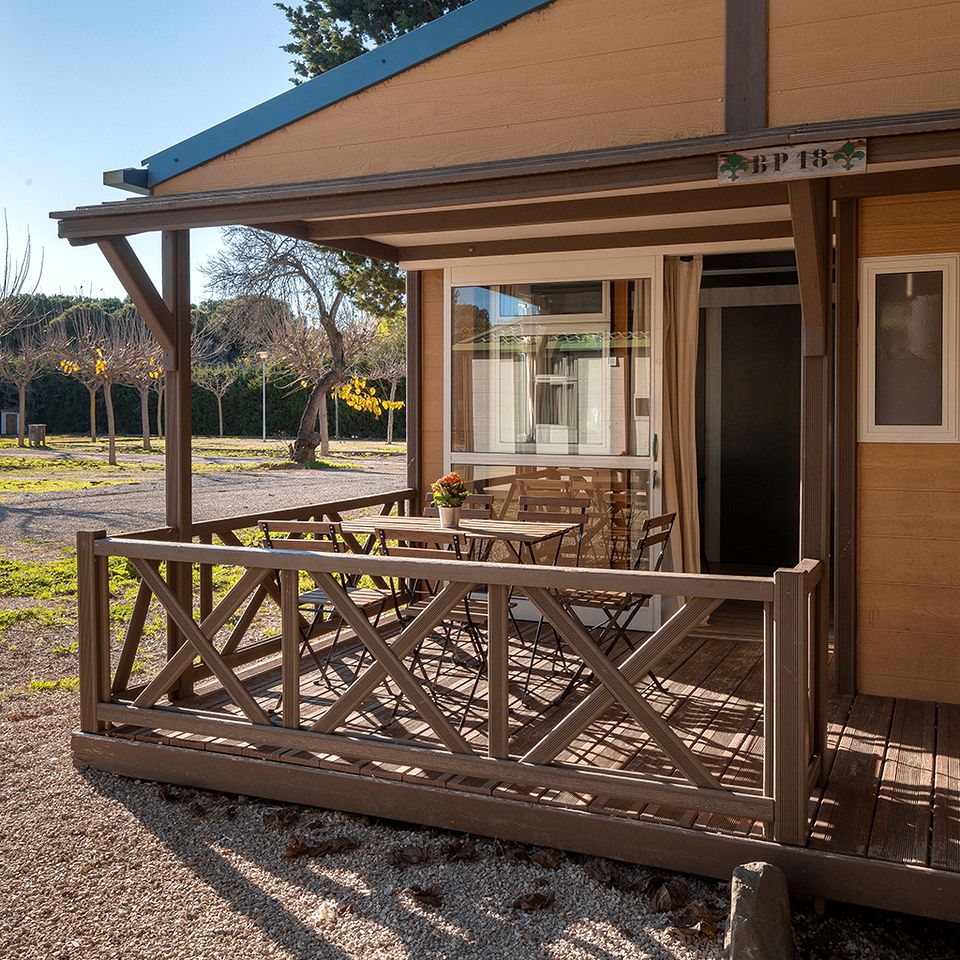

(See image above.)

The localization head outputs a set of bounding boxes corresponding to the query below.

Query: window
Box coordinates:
[859,256,959,441]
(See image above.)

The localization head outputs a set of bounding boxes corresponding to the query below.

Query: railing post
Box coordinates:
[487,583,509,759]
[77,530,109,733]
[198,534,213,621]
[771,565,809,844]
[762,598,775,832]
[280,568,301,729]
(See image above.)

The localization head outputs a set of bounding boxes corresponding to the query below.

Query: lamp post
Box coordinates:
[258,351,268,442]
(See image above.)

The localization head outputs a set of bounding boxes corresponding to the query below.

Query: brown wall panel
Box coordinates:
[857,191,960,703]
[155,0,724,195]
[420,269,445,501]
[768,0,960,126]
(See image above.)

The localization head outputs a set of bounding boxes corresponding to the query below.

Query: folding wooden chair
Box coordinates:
[378,528,493,731]
[423,493,495,521]
[259,519,393,697]
[554,512,677,703]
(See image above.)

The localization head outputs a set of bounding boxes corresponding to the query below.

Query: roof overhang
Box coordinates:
[54,109,960,265]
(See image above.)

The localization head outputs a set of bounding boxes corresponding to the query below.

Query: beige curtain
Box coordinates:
[661,256,703,574]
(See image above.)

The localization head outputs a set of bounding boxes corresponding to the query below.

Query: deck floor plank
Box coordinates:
[807,695,895,856]
[867,699,937,866]
[932,702,960,873]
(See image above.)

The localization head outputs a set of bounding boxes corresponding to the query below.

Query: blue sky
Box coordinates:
[0,1,295,301]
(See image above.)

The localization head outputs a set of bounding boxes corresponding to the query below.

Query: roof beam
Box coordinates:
[398,221,793,262]
[302,182,788,240]
[54,113,960,243]
[320,238,400,263]
[97,237,175,353]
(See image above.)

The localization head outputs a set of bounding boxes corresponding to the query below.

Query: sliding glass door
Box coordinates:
[446,259,662,624]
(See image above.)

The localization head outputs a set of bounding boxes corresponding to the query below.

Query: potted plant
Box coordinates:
[431,471,471,528]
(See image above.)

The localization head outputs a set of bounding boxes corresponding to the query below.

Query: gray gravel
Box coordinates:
[0,460,404,544]
[1,699,731,960]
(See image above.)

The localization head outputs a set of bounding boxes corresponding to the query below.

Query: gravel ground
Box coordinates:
[0,458,404,544]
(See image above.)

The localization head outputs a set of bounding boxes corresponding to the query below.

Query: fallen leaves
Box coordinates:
[512,889,556,911]
[387,844,431,868]
[666,900,725,940]
[283,835,360,860]
[585,858,641,892]
[646,875,690,912]
[408,883,443,907]
[263,806,301,829]
[444,839,478,862]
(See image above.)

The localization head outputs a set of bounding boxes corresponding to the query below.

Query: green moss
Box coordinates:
[0,607,69,636]
[26,676,80,693]
[0,553,78,600]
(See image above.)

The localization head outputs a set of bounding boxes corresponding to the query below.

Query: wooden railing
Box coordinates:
[75,489,824,846]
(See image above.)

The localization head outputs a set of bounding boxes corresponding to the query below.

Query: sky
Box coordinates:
[0,1,295,302]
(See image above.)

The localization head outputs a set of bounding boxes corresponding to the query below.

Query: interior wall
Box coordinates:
[857,190,960,703]
[768,0,960,126]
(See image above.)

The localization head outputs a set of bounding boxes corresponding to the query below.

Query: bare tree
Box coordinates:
[366,318,407,443]
[194,363,243,438]
[205,228,358,461]
[0,324,54,446]
[56,303,134,465]
[114,313,162,451]
[0,213,41,340]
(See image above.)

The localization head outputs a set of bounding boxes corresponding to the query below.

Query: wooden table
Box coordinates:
[340,514,576,563]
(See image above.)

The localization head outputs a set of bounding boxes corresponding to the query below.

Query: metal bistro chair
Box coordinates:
[514,495,590,697]
[554,511,677,703]
[378,527,493,732]
[259,519,393,699]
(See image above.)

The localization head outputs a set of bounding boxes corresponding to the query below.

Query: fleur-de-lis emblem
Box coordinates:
[719,152,750,182]
[833,140,865,171]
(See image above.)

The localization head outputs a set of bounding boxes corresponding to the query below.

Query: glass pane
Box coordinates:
[451,464,653,569]
[875,271,943,426]
[499,281,604,318]
[452,279,652,456]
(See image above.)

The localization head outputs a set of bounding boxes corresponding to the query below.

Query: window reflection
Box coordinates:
[875,271,943,426]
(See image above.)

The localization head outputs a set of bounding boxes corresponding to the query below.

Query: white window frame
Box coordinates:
[859,254,959,443]
[444,252,661,468]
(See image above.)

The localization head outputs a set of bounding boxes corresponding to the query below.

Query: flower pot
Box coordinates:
[438,505,461,528]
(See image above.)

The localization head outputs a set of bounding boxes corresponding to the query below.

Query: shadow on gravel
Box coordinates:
[81,769,699,960]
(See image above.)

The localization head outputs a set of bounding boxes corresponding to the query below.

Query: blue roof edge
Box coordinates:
[139,0,554,189]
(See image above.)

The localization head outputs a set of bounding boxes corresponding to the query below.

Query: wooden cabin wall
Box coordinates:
[420,269,445,501]
[154,0,724,195]
[857,190,960,704]
[768,0,960,126]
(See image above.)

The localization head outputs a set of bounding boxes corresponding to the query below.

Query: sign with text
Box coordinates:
[717,139,867,184]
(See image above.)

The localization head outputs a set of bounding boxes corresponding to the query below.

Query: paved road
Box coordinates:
[0,461,404,545]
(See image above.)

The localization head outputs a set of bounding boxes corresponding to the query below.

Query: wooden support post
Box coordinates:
[280,569,301,729]
[762,599,775,807]
[834,198,859,696]
[77,530,108,733]
[198,533,214,621]
[772,566,808,844]
[405,270,422,514]
[789,179,832,785]
[162,229,194,701]
[487,584,509,759]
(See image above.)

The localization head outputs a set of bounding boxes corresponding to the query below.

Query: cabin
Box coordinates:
[53,0,960,921]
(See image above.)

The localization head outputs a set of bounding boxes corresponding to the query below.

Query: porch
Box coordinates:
[72,490,960,922]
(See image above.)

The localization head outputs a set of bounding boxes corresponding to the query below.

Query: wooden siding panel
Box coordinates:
[857,199,960,704]
[155,0,724,195]
[768,1,960,126]
[420,269,445,499]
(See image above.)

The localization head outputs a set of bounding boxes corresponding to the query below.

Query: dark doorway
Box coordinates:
[697,257,802,575]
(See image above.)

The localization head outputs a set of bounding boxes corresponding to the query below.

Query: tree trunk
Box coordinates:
[139,386,152,451]
[386,378,398,444]
[156,385,164,439]
[289,377,339,464]
[317,390,330,456]
[216,394,224,438]
[104,381,117,466]
[334,393,340,439]
[87,386,98,442]
[17,384,26,447]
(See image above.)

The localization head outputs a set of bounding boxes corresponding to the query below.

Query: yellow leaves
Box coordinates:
[337,375,406,420]
[58,359,79,375]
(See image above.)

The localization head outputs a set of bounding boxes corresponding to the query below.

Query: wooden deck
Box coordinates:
[89,603,960,898]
